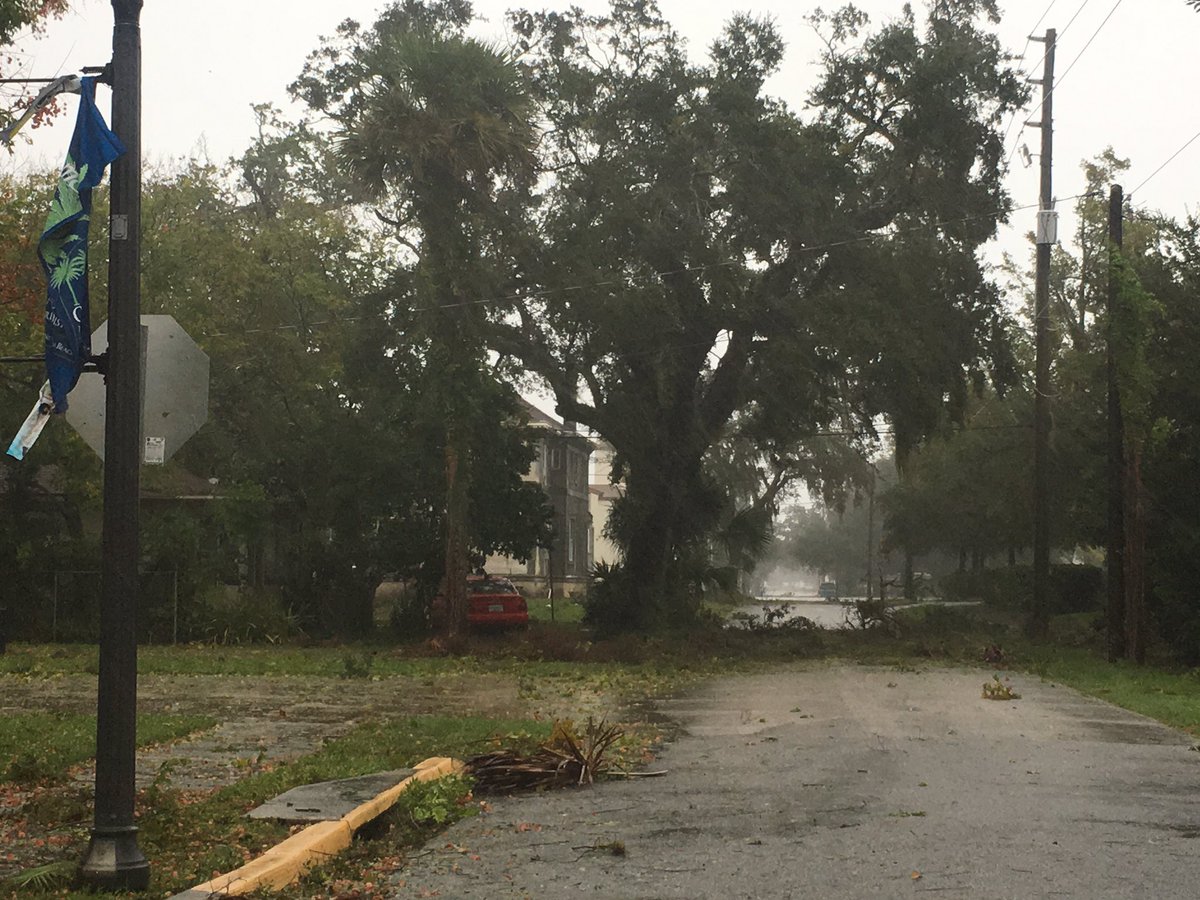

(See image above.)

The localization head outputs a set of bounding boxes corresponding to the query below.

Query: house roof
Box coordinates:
[519,396,574,432]
[518,397,594,450]
[589,483,623,502]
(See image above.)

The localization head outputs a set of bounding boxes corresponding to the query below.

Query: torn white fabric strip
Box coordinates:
[7,381,55,460]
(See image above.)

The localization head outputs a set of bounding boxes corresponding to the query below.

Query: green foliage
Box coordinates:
[1108,250,1163,442]
[293,1,547,637]
[1,861,75,893]
[0,1,69,136]
[728,602,821,634]
[1137,215,1200,663]
[881,390,1033,564]
[0,174,103,632]
[492,0,1025,627]
[386,582,434,638]
[192,585,305,645]
[582,561,641,637]
[939,564,1102,614]
[0,1,66,46]
[396,773,476,828]
[7,118,550,642]
[339,650,375,679]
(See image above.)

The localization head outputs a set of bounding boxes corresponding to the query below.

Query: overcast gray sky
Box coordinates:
[3,0,1198,262]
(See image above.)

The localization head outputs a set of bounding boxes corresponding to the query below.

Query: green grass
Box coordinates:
[0,643,524,677]
[1021,645,1200,734]
[527,596,586,624]
[0,639,718,680]
[0,713,215,783]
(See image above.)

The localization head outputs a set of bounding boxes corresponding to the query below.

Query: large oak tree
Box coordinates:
[495,0,1025,626]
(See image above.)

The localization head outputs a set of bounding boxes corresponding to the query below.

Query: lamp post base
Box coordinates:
[80,825,150,890]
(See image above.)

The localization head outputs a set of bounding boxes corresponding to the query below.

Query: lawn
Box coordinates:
[0,713,215,783]
[0,636,685,898]
[526,594,586,624]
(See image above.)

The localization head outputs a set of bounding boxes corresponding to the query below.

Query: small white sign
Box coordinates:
[1036,209,1058,245]
[144,436,166,465]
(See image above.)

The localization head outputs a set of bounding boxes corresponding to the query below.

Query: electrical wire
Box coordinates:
[1050,0,1127,93]
[1003,0,1098,168]
[1018,0,1126,153]
[1129,126,1200,200]
[999,0,1066,151]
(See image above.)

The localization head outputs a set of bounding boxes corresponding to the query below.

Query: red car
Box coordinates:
[433,575,529,629]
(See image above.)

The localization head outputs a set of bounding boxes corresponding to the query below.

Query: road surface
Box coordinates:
[393,665,1200,899]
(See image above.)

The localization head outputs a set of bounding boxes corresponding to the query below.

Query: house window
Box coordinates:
[550,447,562,469]
[567,518,575,565]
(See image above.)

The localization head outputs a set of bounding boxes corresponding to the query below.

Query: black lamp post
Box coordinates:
[79,0,147,889]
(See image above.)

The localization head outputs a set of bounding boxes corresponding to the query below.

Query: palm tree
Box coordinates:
[330,3,537,637]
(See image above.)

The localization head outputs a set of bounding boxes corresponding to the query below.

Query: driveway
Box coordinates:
[393,665,1200,899]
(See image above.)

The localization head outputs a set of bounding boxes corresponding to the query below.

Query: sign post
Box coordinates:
[79,0,149,888]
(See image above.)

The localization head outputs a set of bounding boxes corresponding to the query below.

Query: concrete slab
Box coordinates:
[247,769,415,823]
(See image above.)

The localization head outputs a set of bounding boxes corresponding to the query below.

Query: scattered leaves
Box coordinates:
[982,675,1021,701]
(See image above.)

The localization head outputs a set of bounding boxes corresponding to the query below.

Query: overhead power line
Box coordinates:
[1130,126,1200,199]
[1003,0,1095,165]
[1050,0,1127,92]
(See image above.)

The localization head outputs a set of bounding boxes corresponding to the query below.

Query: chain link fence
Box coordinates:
[5,570,181,644]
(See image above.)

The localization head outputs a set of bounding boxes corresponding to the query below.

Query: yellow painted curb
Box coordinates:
[176,756,463,898]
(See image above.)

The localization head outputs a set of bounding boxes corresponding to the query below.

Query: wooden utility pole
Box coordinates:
[80,0,148,889]
[1028,28,1056,639]
[1105,180,1148,665]
[1105,185,1125,661]
[865,470,875,602]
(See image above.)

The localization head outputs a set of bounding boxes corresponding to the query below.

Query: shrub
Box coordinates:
[940,564,1102,614]
[581,562,641,637]
[386,583,432,640]
[191,585,305,644]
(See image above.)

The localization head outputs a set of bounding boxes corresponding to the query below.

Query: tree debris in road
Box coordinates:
[466,719,623,793]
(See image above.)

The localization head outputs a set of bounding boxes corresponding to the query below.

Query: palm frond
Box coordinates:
[466,718,624,794]
[3,860,76,891]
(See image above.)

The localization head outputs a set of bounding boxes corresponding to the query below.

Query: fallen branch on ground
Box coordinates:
[466,718,623,794]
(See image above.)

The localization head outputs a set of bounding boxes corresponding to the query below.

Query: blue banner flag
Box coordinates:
[41,76,124,413]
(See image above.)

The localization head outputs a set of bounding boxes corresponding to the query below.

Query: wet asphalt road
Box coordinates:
[393,665,1200,899]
